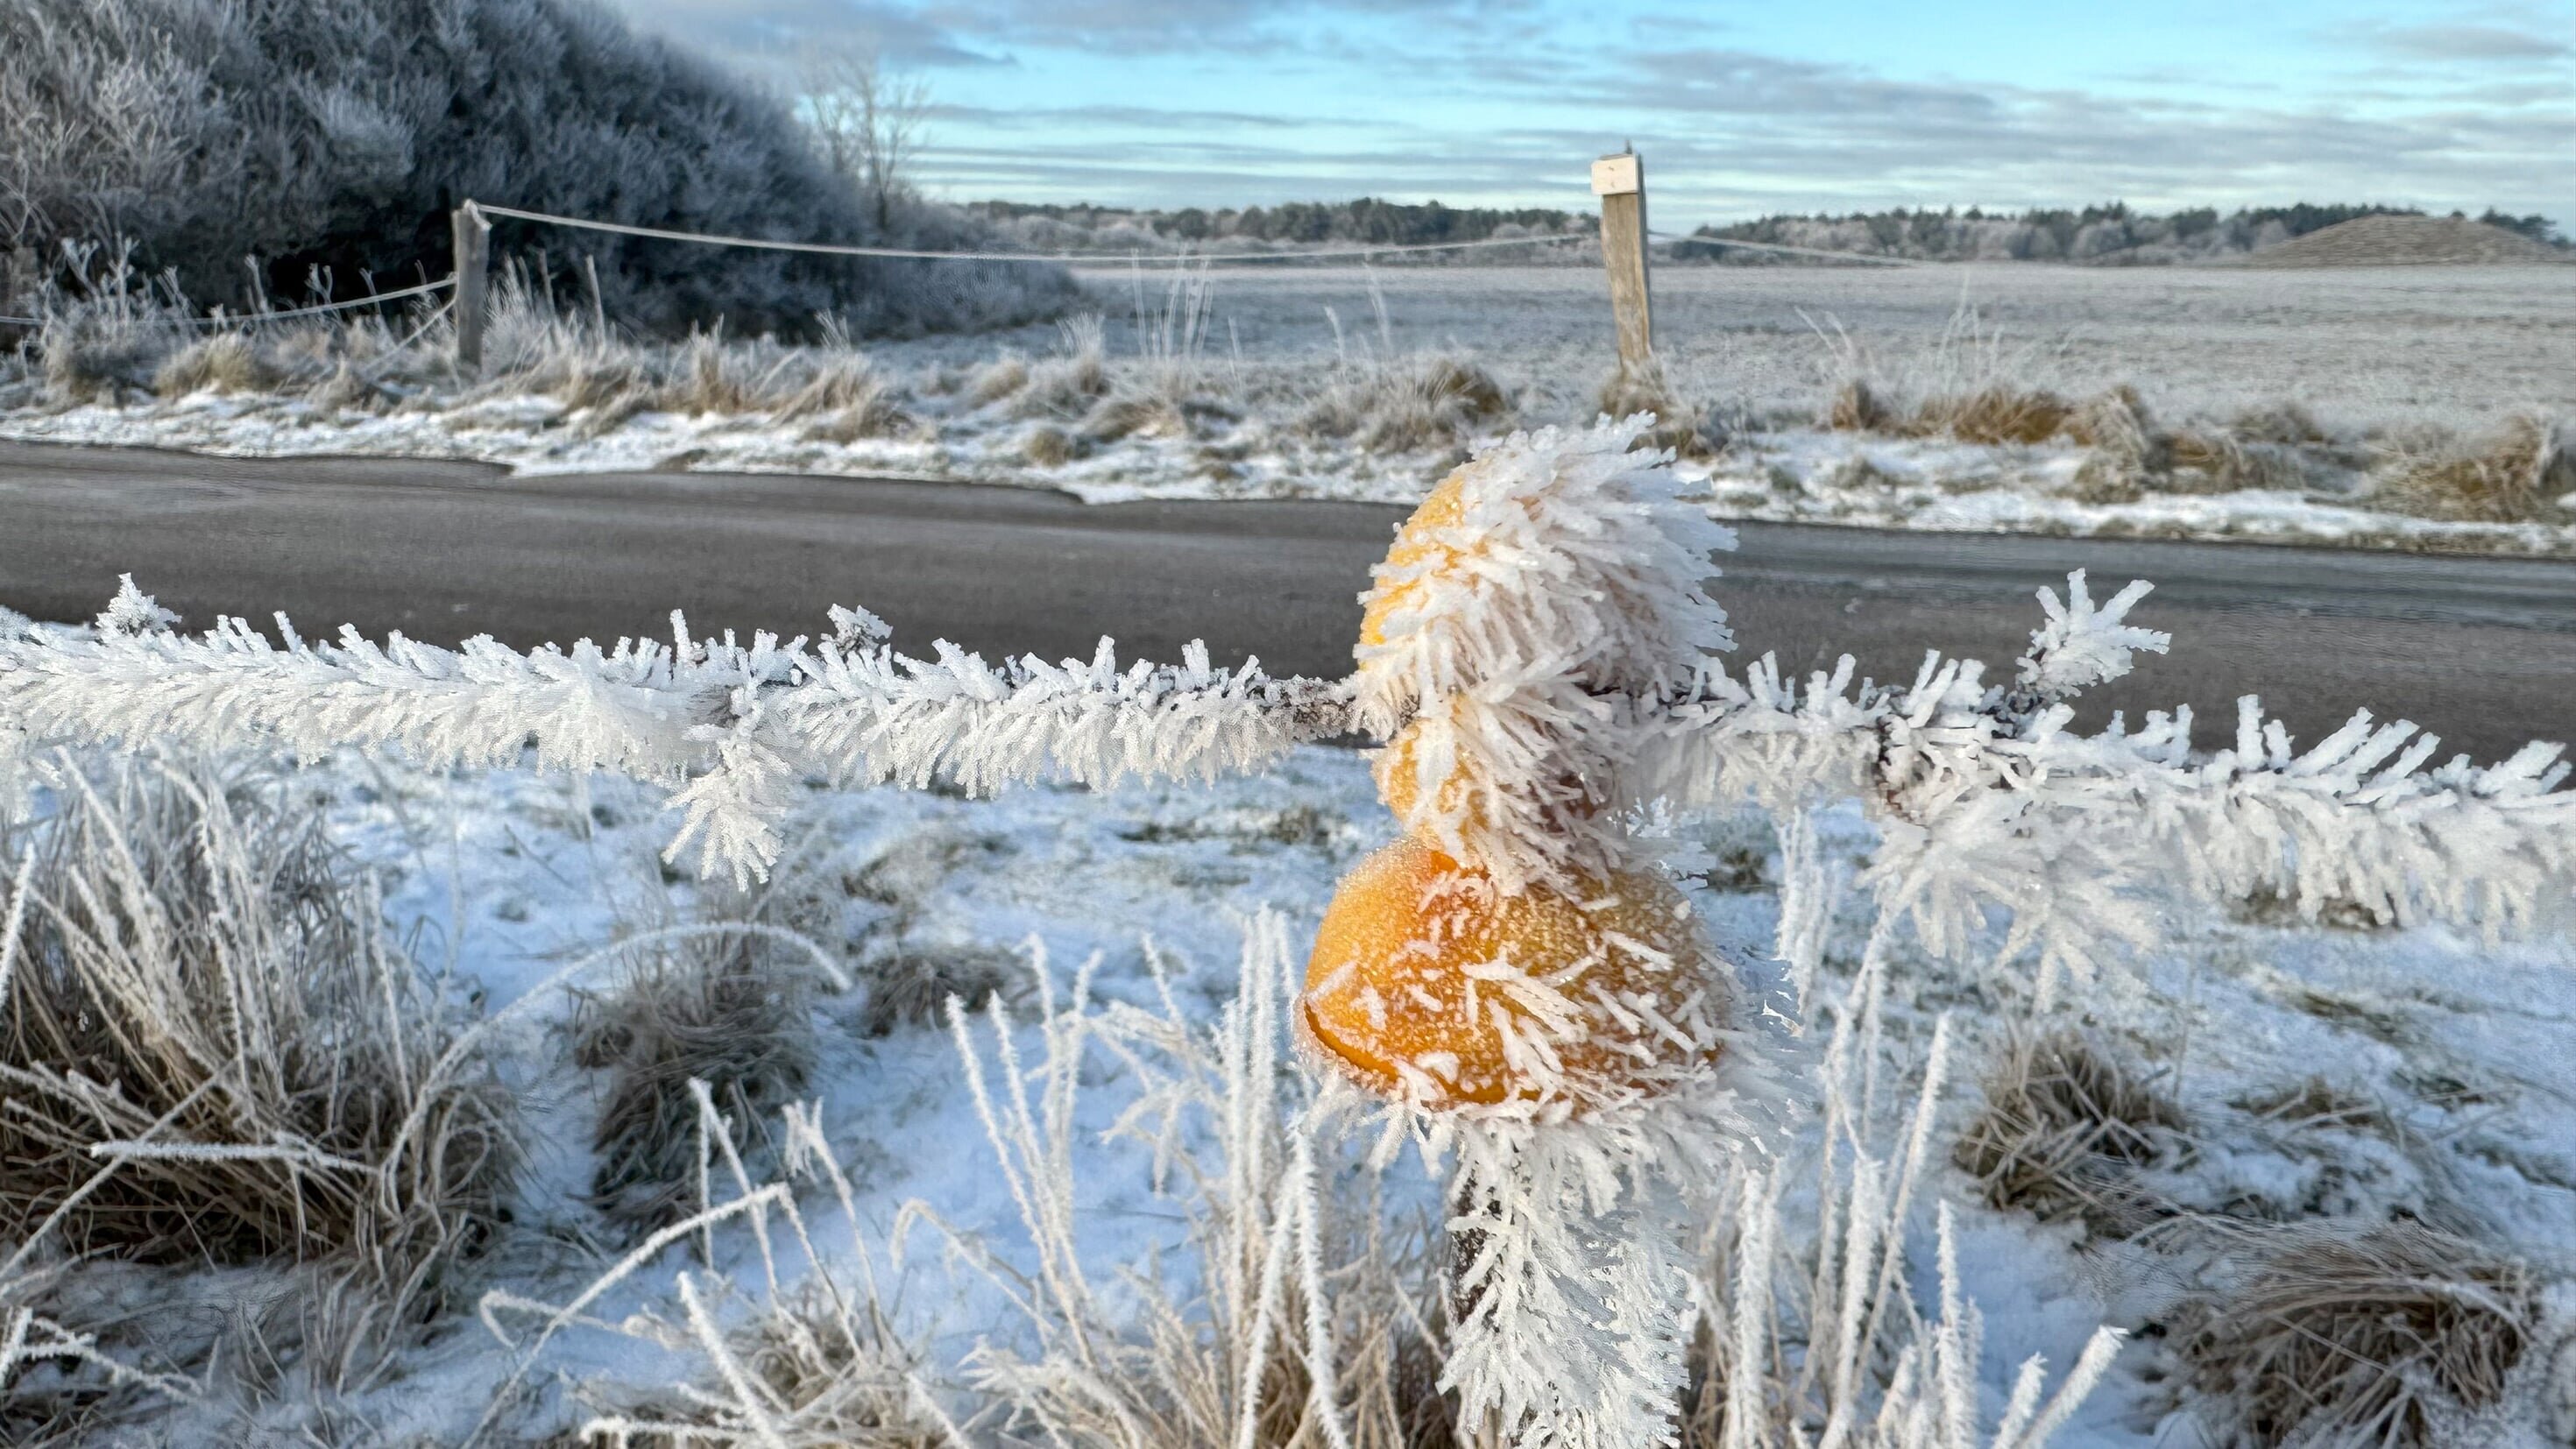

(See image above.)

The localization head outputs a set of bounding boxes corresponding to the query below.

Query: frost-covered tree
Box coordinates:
[4,418,2571,1445]
[0,0,1074,335]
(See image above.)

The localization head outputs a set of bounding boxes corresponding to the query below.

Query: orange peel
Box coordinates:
[1358,464,1471,659]
[1299,834,1724,1109]
[1371,717,1468,832]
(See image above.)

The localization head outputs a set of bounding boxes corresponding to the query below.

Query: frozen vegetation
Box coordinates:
[0,0,1073,336]
[4,258,2571,555]
[2,422,2573,1445]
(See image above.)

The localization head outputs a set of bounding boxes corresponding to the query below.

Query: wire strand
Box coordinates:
[1644,230,1924,266]
[470,202,1594,265]
[0,276,454,331]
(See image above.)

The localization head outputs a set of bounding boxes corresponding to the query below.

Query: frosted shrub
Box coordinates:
[0,0,1073,335]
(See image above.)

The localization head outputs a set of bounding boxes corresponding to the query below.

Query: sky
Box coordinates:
[609,0,2576,229]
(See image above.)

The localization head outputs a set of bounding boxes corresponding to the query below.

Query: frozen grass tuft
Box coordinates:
[36,312,179,405]
[1955,1028,2187,1238]
[2176,1219,2539,1448]
[920,919,1449,1449]
[1078,389,1192,444]
[150,332,278,398]
[1007,315,1112,420]
[966,351,1030,406]
[1303,351,1512,456]
[539,917,1448,1449]
[1825,378,1895,433]
[654,334,780,418]
[1915,385,2074,446]
[1596,357,1729,460]
[2375,414,2575,524]
[0,755,513,1275]
[1020,423,1075,467]
[779,357,916,444]
[571,917,824,1240]
[1679,954,2126,1447]
[498,1097,962,1449]
[854,943,1012,1037]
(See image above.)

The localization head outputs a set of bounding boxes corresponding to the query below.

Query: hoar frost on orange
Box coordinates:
[1299,421,1743,1114]
[1302,835,1723,1109]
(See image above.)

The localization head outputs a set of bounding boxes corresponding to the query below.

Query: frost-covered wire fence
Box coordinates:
[447,197,1606,371]
[1644,227,1925,266]
[4,424,2569,1011]
[471,201,1600,267]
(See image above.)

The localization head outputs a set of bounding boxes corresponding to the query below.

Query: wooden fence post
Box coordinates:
[451,201,491,373]
[1591,148,1652,371]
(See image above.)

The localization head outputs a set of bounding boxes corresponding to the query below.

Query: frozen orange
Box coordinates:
[1299,834,1724,1109]
[1372,717,1468,831]
[1358,465,1470,658]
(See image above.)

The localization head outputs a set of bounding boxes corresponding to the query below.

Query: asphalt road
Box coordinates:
[2,441,2570,763]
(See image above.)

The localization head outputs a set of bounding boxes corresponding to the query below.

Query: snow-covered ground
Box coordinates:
[19,735,2572,1444]
[4,261,2571,555]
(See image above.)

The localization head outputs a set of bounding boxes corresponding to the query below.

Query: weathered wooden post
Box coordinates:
[1591,147,1652,370]
[450,201,491,373]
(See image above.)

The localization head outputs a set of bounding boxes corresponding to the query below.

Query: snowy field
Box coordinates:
[4,261,2572,555]
[1030,262,2576,428]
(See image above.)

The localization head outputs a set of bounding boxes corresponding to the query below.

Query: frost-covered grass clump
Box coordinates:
[0,755,514,1439]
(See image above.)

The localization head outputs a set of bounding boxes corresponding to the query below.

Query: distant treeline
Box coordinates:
[1680,202,2567,265]
[960,195,2568,266]
[966,199,1593,253]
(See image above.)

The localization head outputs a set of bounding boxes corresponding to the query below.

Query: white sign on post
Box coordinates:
[1590,153,1641,197]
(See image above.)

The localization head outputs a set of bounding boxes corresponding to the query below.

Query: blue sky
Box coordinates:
[612,0,2575,228]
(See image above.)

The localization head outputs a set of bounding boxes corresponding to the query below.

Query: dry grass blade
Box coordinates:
[2176,1219,2537,1448]
[1955,1028,2186,1239]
